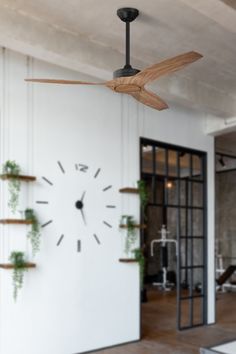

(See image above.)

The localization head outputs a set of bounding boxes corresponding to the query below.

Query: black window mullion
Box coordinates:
[202,154,207,324]
[184,179,188,288]
[189,154,194,327]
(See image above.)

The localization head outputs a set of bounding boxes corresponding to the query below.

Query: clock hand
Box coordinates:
[80,208,86,225]
[81,191,86,202]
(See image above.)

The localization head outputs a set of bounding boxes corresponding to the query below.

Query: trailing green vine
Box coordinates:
[121,215,137,255]
[25,209,41,257]
[9,251,28,301]
[137,180,148,218]
[2,160,21,214]
[132,248,145,289]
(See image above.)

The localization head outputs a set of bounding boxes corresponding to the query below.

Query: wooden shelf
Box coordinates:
[119,187,139,194]
[0,219,33,225]
[119,224,147,229]
[0,263,36,269]
[0,174,36,182]
[119,258,138,263]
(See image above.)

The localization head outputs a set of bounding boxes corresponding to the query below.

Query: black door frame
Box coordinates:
[140,137,208,331]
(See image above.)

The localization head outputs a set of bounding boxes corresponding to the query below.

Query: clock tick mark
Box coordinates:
[57,234,64,246]
[93,234,101,244]
[57,161,65,174]
[42,177,53,186]
[76,164,89,172]
[36,201,49,204]
[94,168,101,178]
[106,205,116,208]
[103,221,112,228]
[41,220,53,228]
[77,240,81,252]
[103,185,112,192]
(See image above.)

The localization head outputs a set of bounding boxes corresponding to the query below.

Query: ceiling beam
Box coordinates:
[205,115,236,136]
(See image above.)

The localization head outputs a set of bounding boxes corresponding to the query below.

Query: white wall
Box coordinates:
[0,47,215,354]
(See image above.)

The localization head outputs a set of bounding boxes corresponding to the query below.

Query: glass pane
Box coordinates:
[180,209,187,236]
[166,207,178,236]
[193,210,203,236]
[146,206,163,277]
[166,208,178,272]
[144,175,153,204]
[155,147,166,176]
[180,238,191,268]
[180,180,187,206]
[192,182,203,207]
[180,268,191,298]
[168,150,178,177]
[142,145,154,174]
[166,179,178,205]
[180,299,191,328]
[192,154,203,180]
[193,268,204,295]
[193,297,204,326]
[193,238,204,266]
[155,178,164,205]
[180,153,191,178]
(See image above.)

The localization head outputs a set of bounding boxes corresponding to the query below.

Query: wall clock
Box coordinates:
[36,161,116,252]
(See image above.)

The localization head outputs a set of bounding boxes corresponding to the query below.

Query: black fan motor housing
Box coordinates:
[113,65,140,78]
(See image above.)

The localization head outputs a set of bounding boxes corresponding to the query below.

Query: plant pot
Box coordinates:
[25,209,34,220]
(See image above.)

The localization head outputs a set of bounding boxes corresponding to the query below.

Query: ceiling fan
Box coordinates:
[25,7,203,111]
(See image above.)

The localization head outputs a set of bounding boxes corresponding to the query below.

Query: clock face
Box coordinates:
[36,161,116,252]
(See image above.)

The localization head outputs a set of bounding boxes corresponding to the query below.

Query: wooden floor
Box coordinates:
[94,290,236,354]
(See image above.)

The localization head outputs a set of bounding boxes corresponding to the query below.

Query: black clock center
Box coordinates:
[75,200,84,210]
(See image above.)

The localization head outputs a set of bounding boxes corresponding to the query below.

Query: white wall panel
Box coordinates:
[0,48,215,354]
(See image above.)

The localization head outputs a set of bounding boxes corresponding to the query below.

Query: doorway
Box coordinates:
[140,138,207,330]
[215,133,236,329]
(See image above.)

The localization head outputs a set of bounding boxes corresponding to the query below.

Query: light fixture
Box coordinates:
[166,181,173,189]
[143,145,152,152]
[219,156,225,168]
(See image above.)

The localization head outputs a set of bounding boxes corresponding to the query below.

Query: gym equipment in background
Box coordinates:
[216,254,236,292]
[151,225,178,290]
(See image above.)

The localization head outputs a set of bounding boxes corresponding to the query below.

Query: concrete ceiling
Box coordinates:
[0,0,236,117]
[216,131,236,155]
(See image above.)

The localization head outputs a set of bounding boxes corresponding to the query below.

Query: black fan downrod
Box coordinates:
[113,8,140,78]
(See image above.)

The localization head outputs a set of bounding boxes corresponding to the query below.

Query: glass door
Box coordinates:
[140,138,207,330]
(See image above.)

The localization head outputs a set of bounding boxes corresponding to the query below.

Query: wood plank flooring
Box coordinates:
[94,290,236,354]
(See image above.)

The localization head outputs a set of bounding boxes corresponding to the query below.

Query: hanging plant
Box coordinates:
[132,248,145,289]
[25,208,41,257]
[121,215,137,255]
[137,180,148,217]
[2,160,21,214]
[9,251,28,301]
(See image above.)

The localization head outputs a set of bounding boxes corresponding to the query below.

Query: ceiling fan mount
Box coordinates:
[116,7,139,23]
[113,7,140,79]
[25,8,203,111]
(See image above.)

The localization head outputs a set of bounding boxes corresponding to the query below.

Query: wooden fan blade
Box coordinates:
[25,79,106,85]
[130,89,169,111]
[133,51,203,86]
